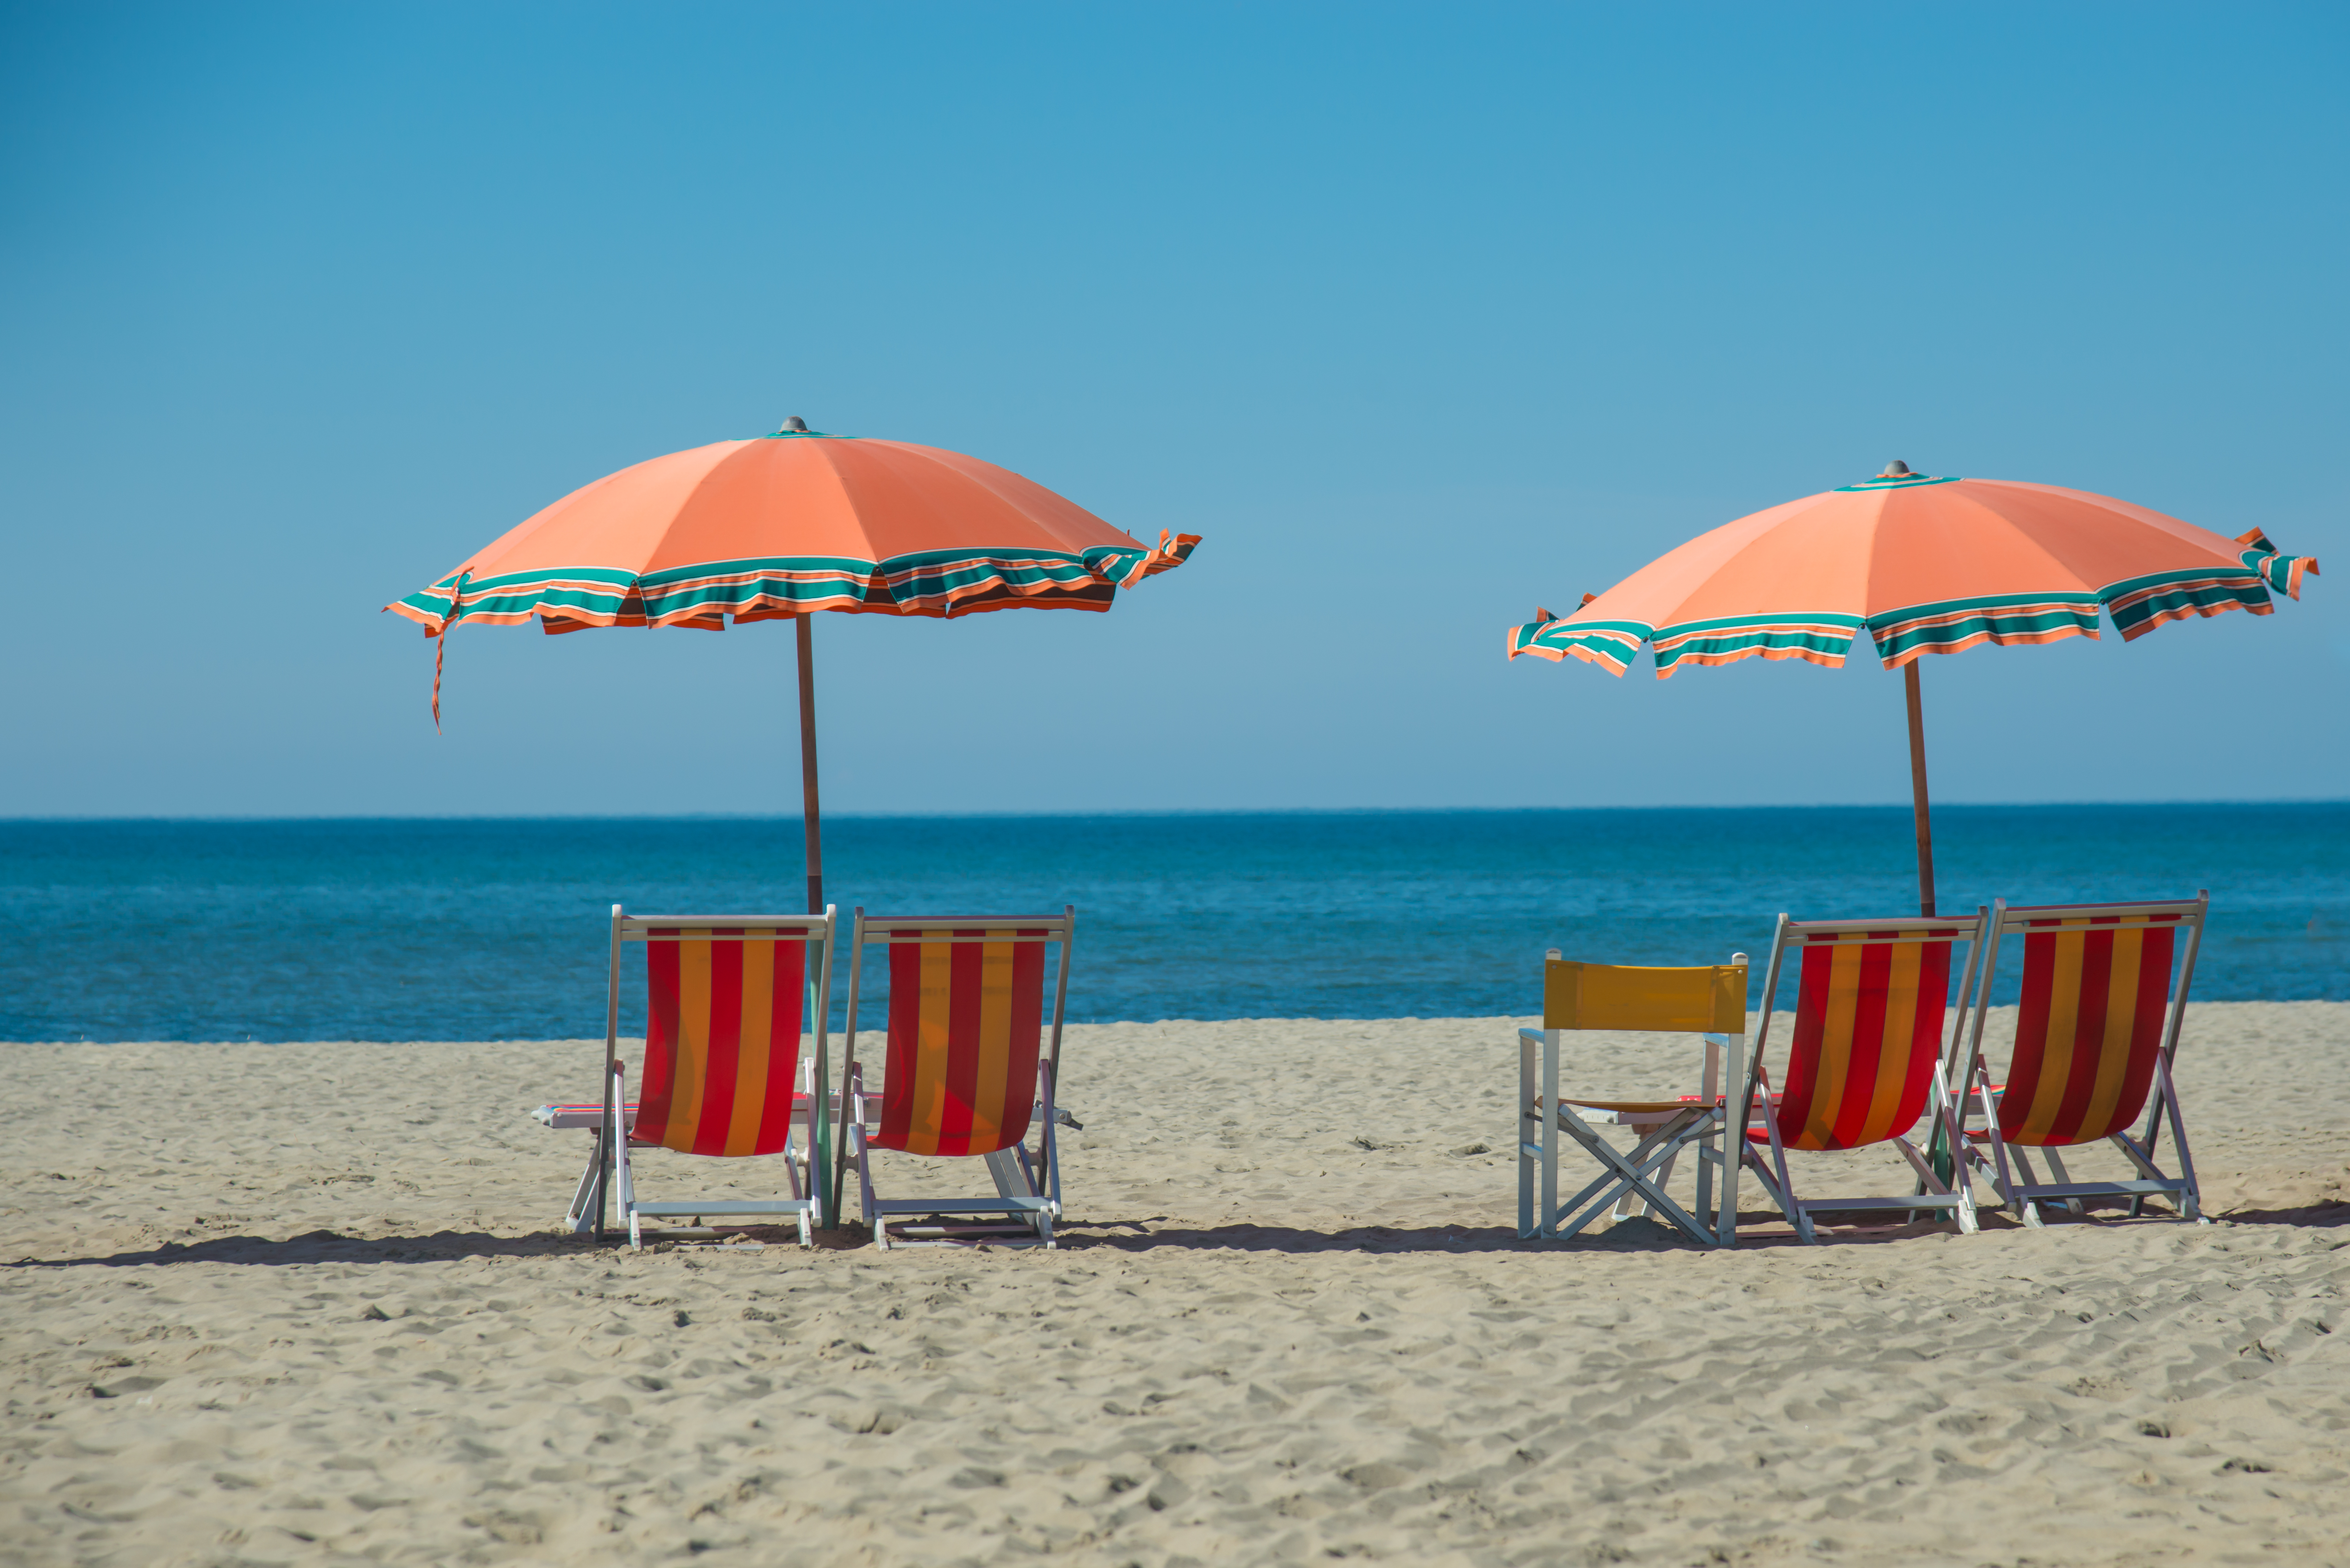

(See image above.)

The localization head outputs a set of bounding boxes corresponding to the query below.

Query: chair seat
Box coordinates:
[1557,1096,1710,1115]
[1548,1093,1782,1114]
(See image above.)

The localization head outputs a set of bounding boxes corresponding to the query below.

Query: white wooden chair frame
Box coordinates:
[537,904,837,1249]
[1737,910,1990,1244]
[838,908,1075,1250]
[1950,893,2210,1228]
[1518,951,1749,1248]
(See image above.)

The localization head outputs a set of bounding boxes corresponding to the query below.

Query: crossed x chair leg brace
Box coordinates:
[1517,1025,1744,1246]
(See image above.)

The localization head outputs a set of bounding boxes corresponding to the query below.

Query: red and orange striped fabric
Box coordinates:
[874,929,1047,1158]
[1771,929,1956,1151]
[1997,915,2178,1147]
[635,929,806,1157]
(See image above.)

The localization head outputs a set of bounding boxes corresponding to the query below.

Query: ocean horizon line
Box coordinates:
[5,798,2347,826]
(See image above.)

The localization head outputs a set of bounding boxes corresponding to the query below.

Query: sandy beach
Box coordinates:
[5,1002,2347,1567]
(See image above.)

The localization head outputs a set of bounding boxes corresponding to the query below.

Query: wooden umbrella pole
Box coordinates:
[796,615,824,915]
[1904,659,1936,918]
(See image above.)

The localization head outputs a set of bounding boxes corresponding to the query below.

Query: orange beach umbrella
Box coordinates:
[389,418,1200,911]
[1507,464,2318,913]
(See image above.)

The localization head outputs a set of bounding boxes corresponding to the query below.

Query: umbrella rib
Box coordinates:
[636,441,797,626]
[876,439,1130,555]
[1633,492,1856,676]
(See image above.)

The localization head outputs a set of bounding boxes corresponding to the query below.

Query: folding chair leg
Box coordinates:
[1928,1087,1979,1234]
[617,1134,642,1250]
[775,1123,810,1247]
[1737,1144,1799,1242]
[565,1130,604,1235]
[592,1062,625,1242]
[1542,1031,1560,1238]
[1031,1154,1055,1248]
[1971,1074,2018,1216]
[1745,1073,1816,1243]
[850,1070,885,1250]
[2007,1148,2048,1228]
[1516,1029,1553,1239]
[2015,1176,2045,1226]
[1694,1137,1714,1233]
[1512,1028,1564,1241]
[1890,1134,1978,1235]
[2039,1148,2087,1216]
[1695,1036,1719,1227]
[2152,1057,2209,1224]
[984,1147,1051,1246]
[1700,1138,1736,1247]
[1959,1139,2013,1216]
[1715,1031,1744,1246]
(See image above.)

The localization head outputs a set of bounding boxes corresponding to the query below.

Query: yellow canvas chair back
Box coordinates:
[1544,961,1748,1035]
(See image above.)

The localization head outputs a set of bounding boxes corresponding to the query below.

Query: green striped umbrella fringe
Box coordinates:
[388,537,1198,635]
[1507,540,2315,677]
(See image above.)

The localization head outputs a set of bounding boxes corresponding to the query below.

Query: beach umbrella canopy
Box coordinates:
[389,418,1200,911]
[1507,464,2318,913]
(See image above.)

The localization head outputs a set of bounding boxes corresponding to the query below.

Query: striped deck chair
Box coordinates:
[1738,910,1990,1243]
[1518,952,1750,1246]
[535,905,838,1249]
[838,907,1076,1249]
[1949,894,2210,1227]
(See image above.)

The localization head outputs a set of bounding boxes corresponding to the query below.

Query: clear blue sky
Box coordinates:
[3,2,2342,817]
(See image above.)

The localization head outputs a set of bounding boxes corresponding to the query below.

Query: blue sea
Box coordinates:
[2,806,2344,1042]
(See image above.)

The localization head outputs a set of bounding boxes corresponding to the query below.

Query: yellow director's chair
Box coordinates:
[1517,951,1749,1246]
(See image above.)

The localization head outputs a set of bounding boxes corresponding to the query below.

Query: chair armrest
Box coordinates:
[533,1102,640,1130]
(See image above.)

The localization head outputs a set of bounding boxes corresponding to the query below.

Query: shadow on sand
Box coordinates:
[1064,1214,1808,1253]
[2204,1199,2350,1228]
[10,1228,604,1269]
[13,1199,2340,1270]
[7,1221,902,1267]
[1064,1197,2350,1253]
[19,1224,892,1267]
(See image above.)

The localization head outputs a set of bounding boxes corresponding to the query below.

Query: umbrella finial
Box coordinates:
[781,415,810,433]
[1879,460,1912,477]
